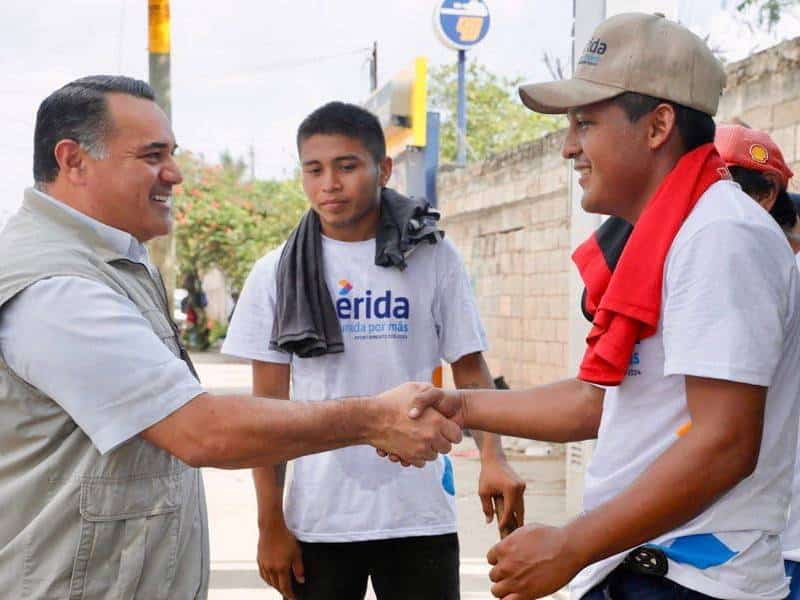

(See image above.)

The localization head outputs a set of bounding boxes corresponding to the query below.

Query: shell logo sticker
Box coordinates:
[749,144,769,164]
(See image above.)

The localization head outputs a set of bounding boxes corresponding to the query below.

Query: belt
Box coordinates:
[621,545,668,577]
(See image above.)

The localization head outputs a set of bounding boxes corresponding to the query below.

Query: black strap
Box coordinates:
[622,546,668,577]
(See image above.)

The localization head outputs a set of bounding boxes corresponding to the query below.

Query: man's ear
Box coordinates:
[378,156,392,187]
[647,103,678,151]
[53,139,89,186]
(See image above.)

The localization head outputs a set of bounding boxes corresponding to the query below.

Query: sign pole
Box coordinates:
[433,0,490,168]
[456,49,467,167]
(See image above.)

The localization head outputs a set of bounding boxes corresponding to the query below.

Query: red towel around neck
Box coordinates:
[572,143,730,385]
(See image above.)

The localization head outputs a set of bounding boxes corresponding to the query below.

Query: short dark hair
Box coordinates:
[729,166,798,230]
[612,92,716,153]
[33,75,156,183]
[296,102,386,164]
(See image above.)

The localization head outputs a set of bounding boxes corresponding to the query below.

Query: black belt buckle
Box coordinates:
[622,545,668,577]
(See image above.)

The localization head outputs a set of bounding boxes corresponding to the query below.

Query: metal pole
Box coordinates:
[147,0,176,301]
[456,49,467,167]
[370,41,378,92]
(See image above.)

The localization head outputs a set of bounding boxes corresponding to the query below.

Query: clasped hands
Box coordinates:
[369,382,464,468]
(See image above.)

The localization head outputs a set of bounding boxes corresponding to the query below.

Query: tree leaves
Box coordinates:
[173,151,306,291]
[429,61,564,164]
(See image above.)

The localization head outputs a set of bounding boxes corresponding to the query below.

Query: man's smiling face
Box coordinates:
[563,99,652,220]
[83,92,183,242]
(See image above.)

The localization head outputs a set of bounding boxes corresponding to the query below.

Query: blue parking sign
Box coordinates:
[434,0,491,51]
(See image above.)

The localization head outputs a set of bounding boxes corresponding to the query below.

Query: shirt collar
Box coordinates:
[30,187,152,267]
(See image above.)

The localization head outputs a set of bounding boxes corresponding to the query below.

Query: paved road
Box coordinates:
[192,352,569,600]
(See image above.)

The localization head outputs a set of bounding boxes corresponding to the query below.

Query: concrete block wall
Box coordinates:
[437,130,571,390]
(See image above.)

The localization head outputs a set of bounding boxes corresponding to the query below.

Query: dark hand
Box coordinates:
[487,523,583,599]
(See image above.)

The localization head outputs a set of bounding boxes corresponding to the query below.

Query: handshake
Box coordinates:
[365,382,467,468]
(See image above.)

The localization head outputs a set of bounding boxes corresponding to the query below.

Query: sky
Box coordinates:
[1,0,798,222]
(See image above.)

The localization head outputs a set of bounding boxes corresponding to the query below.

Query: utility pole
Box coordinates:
[370,41,378,92]
[147,0,177,301]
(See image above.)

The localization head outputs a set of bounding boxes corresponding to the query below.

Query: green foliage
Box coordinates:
[428,61,564,163]
[207,320,228,347]
[737,0,799,31]
[173,151,306,291]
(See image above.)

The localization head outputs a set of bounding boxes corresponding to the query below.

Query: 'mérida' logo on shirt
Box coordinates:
[578,38,607,66]
[335,284,410,320]
[338,279,353,295]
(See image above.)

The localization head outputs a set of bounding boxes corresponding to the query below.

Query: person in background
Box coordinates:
[223,101,525,600]
[716,124,799,255]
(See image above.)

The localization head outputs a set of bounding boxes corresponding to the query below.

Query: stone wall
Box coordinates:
[436,37,800,393]
[437,131,571,389]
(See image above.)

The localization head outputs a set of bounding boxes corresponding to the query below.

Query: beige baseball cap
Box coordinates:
[519,12,726,116]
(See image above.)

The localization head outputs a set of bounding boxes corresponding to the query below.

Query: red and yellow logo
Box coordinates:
[749,144,769,164]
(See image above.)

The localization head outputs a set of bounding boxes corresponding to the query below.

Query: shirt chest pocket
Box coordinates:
[68,475,181,600]
[141,308,181,357]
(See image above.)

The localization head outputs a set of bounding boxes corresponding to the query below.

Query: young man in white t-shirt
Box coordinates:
[405,13,800,600]
[223,102,525,600]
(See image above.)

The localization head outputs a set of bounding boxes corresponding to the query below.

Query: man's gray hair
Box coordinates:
[33,75,155,183]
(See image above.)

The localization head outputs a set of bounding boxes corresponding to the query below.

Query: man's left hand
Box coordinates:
[479,457,526,531]
[487,523,583,599]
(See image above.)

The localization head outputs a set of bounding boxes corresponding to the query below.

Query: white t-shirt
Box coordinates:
[571,180,800,600]
[782,251,800,562]
[222,235,487,542]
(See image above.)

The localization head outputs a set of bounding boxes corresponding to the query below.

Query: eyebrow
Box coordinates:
[301,154,362,167]
[138,142,178,153]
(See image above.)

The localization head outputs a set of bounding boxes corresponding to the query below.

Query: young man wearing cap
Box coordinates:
[405,12,800,600]
[715,124,800,255]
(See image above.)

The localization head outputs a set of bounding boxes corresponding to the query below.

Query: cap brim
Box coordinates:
[518,78,627,114]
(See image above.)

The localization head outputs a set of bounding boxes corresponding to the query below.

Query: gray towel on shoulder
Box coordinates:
[270,188,443,358]
[375,188,443,270]
[269,209,341,358]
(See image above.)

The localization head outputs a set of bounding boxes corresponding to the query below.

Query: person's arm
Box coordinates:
[0,276,459,468]
[410,378,604,442]
[483,376,765,598]
[247,361,304,598]
[140,379,461,469]
[450,352,526,530]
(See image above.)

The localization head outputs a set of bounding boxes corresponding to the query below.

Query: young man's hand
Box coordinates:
[486,523,584,599]
[408,387,466,426]
[478,457,526,531]
[257,520,305,599]
[368,382,463,467]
